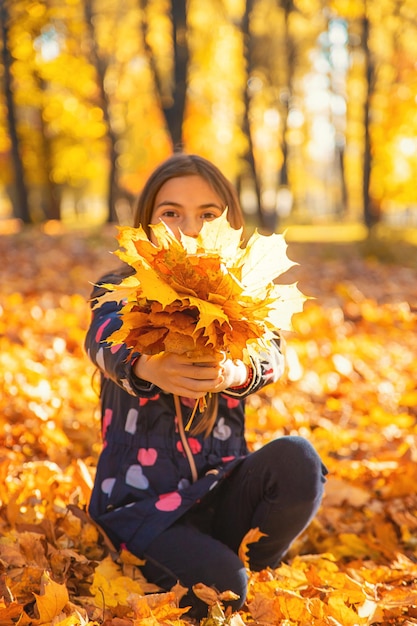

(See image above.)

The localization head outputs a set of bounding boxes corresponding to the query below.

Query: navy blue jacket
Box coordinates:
[85,272,284,554]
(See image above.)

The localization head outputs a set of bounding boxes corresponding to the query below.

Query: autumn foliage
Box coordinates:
[3,0,417,228]
[97,214,305,359]
[1,224,417,625]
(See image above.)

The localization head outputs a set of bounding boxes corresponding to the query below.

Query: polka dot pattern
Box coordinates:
[125,465,150,490]
[137,448,158,466]
[213,417,232,441]
[95,319,111,342]
[155,491,182,512]
[101,477,116,496]
[102,408,113,439]
[125,408,139,434]
[96,347,105,371]
[85,273,277,556]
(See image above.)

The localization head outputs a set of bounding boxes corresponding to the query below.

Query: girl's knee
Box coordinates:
[272,436,322,468]
[263,436,326,499]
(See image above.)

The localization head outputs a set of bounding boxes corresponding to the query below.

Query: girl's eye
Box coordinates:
[160,210,179,218]
[202,210,220,221]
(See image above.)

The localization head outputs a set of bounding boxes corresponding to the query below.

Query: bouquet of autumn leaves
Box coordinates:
[95,212,305,418]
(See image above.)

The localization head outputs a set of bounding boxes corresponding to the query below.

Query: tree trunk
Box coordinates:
[241,0,268,231]
[165,0,188,149]
[35,75,61,220]
[139,0,188,150]
[337,142,348,215]
[279,0,293,192]
[0,0,31,223]
[84,0,119,223]
[362,12,378,228]
[274,0,295,225]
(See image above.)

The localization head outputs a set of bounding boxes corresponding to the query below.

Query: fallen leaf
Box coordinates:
[91,557,145,607]
[33,571,69,625]
[238,527,267,570]
[2,226,417,626]
[0,597,23,623]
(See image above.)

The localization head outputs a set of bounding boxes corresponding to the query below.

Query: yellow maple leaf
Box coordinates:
[90,555,146,608]
[236,227,296,293]
[182,210,244,260]
[33,571,69,625]
[128,591,190,622]
[328,592,369,626]
[95,212,306,362]
[276,591,312,621]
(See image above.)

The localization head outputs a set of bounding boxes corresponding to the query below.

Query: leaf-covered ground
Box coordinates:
[1,224,417,625]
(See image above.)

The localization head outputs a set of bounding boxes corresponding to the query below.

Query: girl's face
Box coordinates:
[150,175,224,240]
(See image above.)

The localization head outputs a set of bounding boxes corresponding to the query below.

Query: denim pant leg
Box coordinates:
[211,435,327,570]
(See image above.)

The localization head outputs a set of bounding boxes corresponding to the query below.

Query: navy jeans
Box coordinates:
[140,436,327,619]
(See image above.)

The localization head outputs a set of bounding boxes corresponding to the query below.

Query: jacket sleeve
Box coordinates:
[224,336,285,399]
[84,272,157,397]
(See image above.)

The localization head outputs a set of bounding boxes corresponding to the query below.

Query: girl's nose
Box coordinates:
[181,216,200,238]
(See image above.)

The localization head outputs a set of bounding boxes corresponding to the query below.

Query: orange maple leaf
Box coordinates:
[33,571,69,625]
[96,212,306,362]
[238,527,267,570]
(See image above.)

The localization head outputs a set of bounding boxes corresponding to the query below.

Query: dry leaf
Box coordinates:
[246,594,278,624]
[192,583,221,606]
[2,226,417,626]
[169,581,189,604]
[91,557,145,607]
[128,591,189,622]
[192,583,240,608]
[0,597,23,623]
[33,571,69,625]
[238,527,267,570]
[95,212,305,361]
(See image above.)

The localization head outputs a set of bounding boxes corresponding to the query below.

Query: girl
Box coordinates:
[85,153,326,619]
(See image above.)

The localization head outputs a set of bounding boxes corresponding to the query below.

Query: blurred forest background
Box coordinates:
[1,0,417,234]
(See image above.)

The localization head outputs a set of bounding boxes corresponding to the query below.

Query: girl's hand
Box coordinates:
[134,351,224,398]
[133,351,250,398]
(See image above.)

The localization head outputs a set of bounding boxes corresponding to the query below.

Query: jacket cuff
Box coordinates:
[225,363,256,398]
[123,356,157,396]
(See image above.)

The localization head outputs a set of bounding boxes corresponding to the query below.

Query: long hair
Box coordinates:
[131,153,244,437]
[133,153,245,235]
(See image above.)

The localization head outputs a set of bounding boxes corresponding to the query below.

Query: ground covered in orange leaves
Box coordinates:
[1,225,417,625]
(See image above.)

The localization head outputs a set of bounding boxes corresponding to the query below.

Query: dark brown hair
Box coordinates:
[133,153,245,236]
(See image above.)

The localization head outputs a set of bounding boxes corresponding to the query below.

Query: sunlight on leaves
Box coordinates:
[96,213,306,361]
[33,571,69,624]
[1,227,417,625]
